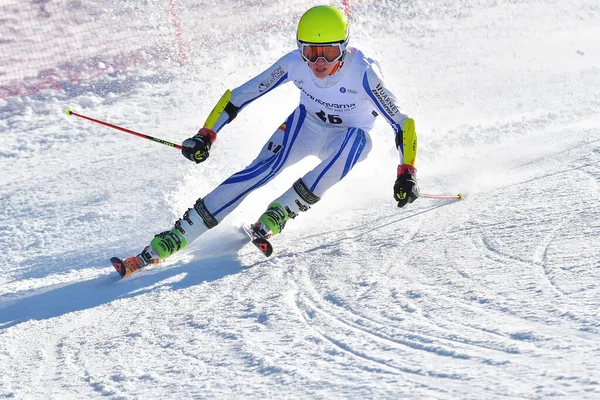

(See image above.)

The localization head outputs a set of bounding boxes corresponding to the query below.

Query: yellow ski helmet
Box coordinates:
[297,5,349,44]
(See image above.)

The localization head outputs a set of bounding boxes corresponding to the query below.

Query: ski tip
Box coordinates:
[242,223,274,257]
[110,257,127,278]
[457,192,465,200]
[252,238,274,257]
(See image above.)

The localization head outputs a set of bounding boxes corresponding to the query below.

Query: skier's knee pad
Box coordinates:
[174,198,218,242]
[272,178,320,220]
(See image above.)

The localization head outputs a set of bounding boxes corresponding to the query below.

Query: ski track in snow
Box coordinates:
[1,0,600,398]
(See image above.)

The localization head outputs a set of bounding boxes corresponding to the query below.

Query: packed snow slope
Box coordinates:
[1,0,599,398]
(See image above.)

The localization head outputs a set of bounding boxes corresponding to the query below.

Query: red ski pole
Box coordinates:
[65,108,182,150]
[420,193,464,200]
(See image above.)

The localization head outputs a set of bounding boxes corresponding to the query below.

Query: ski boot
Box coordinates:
[246,179,321,257]
[245,203,289,257]
[111,228,187,278]
[111,246,160,278]
[110,197,218,277]
[256,203,289,238]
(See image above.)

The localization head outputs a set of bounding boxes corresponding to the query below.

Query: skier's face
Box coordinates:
[308,58,338,79]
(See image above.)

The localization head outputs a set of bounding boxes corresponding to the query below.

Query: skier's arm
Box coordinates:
[210,52,295,133]
[182,52,295,164]
[363,64,420,207]
[363,64,417,167]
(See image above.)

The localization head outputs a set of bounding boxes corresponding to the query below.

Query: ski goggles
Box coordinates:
[298,42,346,63]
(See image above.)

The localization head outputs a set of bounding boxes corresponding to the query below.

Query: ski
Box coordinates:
[110,225,273,279]
[241,224,274,257]
[110,255,145,278]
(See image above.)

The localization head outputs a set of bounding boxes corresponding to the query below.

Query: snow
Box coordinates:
[1,0,599,398]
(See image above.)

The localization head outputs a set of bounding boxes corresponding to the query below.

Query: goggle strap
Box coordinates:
[329,60,342,75]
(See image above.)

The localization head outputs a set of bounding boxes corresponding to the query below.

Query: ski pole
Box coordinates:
[65,108,182,150]
[420,192,464,200]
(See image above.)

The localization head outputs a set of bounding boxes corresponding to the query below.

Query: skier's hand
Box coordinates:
[181,128,216,163]
[394,164,420,208]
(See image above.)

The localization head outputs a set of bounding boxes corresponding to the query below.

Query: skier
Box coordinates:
[111,5,420,277]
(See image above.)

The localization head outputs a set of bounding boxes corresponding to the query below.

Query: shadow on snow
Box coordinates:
[0,248,246,330]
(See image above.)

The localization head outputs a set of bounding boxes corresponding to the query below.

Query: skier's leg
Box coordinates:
[304,127,372,196]
[253,127,371,238]
[146,106,311,262]
[202,106,311,221]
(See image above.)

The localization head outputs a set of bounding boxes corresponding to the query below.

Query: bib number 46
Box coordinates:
[316,110,343,124]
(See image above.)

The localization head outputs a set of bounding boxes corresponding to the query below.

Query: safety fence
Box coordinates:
[0,0,353,99]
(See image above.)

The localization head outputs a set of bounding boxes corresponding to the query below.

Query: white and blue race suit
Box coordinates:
[197,46,413,231]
